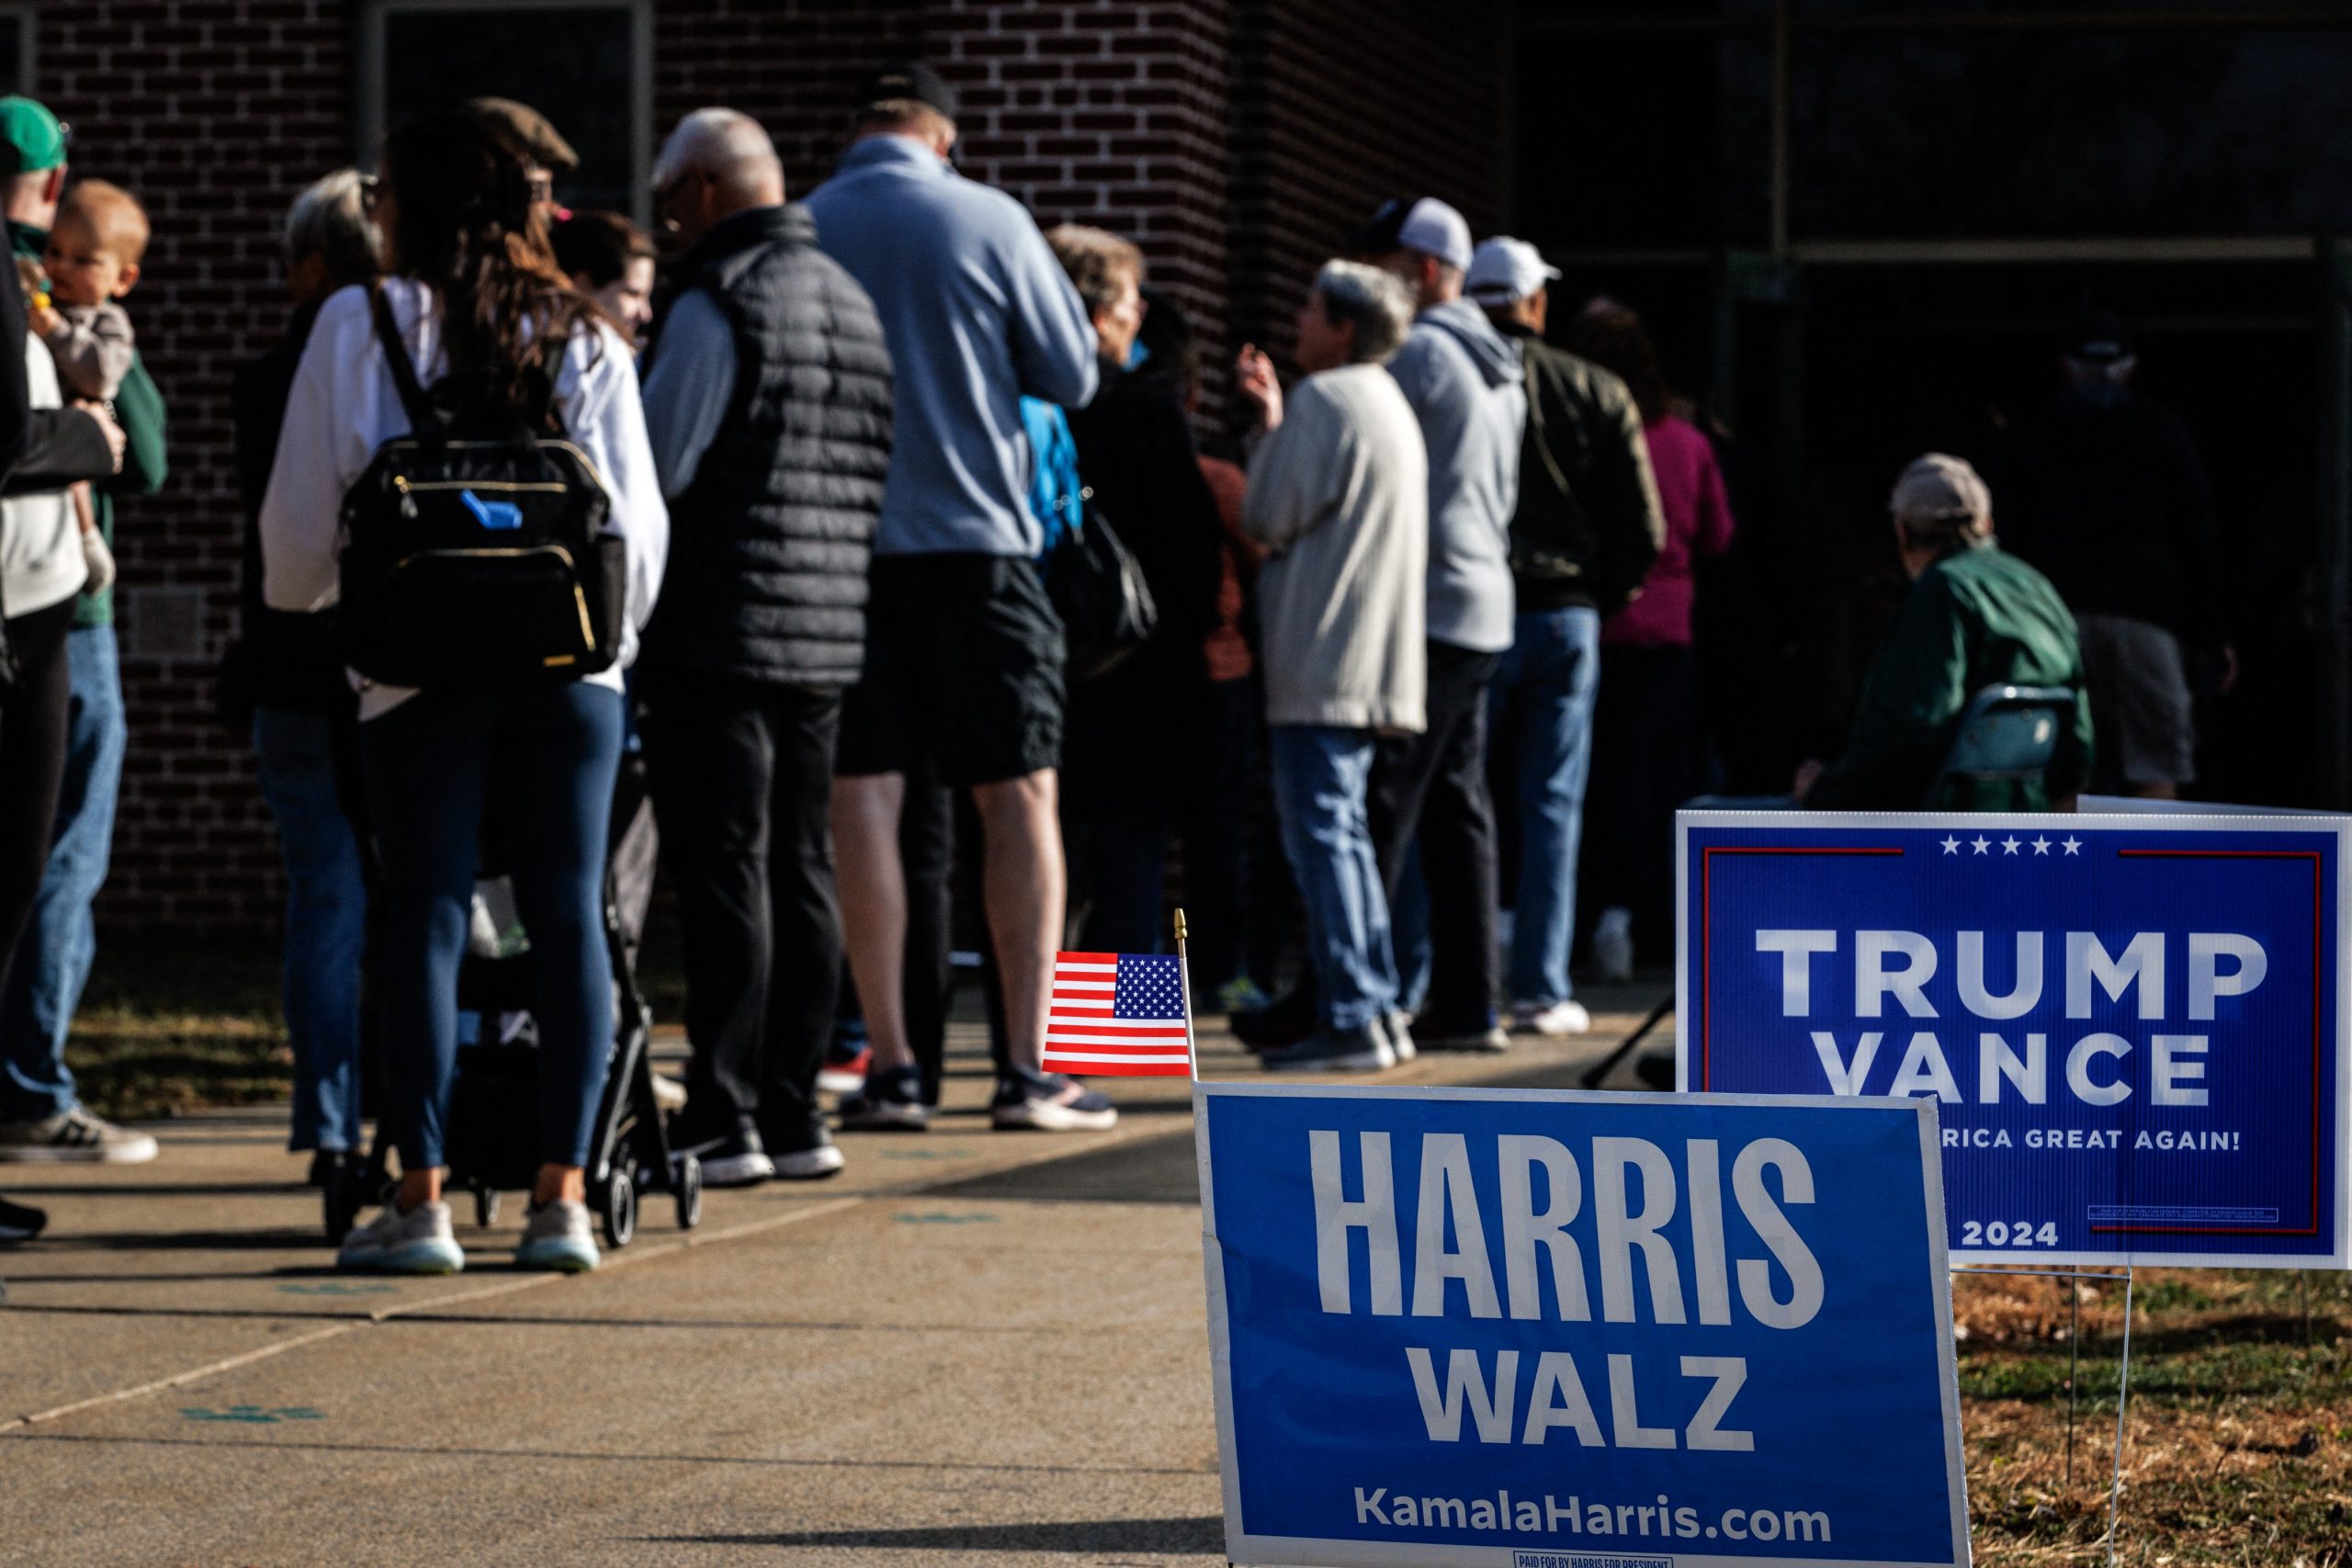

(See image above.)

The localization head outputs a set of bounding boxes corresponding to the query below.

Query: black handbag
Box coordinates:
[1046,491,1158,682]
[336,286,627,691]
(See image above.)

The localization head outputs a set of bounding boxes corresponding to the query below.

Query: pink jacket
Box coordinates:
[1603,414,1735,647]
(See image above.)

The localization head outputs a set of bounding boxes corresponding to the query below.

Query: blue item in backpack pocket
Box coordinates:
[460,490,526,531]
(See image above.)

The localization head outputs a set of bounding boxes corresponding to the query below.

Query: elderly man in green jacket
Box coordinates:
[1797,454,2092,813]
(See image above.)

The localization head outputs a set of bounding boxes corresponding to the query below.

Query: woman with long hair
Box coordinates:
[260,113,668,1274]
[1565,299,1735,981]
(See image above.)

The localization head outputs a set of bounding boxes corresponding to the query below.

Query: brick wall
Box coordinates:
[41,2,350,931]
[49,0,1505,933]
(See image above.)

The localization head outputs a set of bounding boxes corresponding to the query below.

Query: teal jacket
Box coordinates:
[81,355,167,627]
[1809,540,2095,812]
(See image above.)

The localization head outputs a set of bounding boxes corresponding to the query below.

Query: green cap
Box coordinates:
[0,97,66,175]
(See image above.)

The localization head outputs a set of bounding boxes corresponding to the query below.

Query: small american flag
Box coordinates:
[1044,951,1195,1078]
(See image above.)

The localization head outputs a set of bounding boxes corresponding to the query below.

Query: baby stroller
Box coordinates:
[323,751,702,1248]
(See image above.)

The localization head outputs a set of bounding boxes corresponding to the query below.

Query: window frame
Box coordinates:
[354,0,652,227]
[0,6,37,97]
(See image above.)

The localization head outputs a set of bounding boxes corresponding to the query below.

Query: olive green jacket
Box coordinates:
[1809,540,2095,812]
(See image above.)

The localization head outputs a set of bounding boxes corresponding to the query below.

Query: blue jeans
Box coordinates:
[0,624,127,1122]
[253,706,368,1154]
[1488,606,1601,1007]
[1268,725,1396,1032]
[363,683,623,1172]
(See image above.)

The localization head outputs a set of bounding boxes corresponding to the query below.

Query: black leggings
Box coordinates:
[0,598,77,996]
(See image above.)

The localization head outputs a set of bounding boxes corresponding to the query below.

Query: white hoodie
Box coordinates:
[0,333,87,616]
[258,278,670,720]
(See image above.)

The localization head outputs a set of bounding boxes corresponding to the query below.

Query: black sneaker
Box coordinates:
[763,1115,846,1179]
[673,1118,775,1188]
[991,1066,1117,1132]
[1229,987,1317,1052]
[1261,1024,1394,1073]
[1414,1011,1510,1054]
[839,1065,930,1133]
[0,1193,47,1243]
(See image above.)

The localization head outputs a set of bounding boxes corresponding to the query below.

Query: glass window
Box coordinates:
[1512,31,1771,249]
[1791,27,2352,239]
[0,10,30,96]
[362,2,648,220]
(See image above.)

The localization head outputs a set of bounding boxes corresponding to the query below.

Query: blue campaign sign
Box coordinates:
[1679,812,2352,1269]
[1195,1082,1969,1568]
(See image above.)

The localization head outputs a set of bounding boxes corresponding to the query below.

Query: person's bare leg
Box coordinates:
[532,1164,586,1206]
[832,773,914,1073]
[973,769,1064,1074]
[397,1168,444,1211]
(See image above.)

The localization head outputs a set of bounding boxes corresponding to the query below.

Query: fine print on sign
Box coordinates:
[1195,1082,1970,1568]
[1679,812,2352,1269]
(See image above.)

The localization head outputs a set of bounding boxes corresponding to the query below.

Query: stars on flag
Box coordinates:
[1933,829,2086,863]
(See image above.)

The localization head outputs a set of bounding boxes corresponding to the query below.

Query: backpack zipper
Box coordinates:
[392,477,571,494]
[382,438,612,492]
[393,544,598,654]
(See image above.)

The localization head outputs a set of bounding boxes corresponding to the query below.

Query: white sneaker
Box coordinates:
[650,1073,688,1114]
[0,1108,159,1164]
[514,1199,600,1273]
[1514,999,1592,1037]
[338,1199,464,1274]
[1385,1010,1418,1063]
[1592,907,1635,984]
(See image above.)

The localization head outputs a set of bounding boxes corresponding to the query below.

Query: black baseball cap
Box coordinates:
[2067,310,2135,366]
[855,60,959,123]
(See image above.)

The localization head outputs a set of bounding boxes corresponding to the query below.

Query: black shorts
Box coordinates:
[836,553,1065,786]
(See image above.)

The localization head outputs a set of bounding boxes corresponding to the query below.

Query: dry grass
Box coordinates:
[1956,1268,2352,1564]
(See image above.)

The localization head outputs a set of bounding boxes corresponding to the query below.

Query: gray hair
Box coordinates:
[653,107,785,207]
[285,168,380,291]
[1313,259,1414,364]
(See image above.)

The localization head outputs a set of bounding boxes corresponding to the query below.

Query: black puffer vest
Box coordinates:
[645,204,893,685]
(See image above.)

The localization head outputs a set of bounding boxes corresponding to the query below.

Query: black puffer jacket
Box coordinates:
[645,205,893,686]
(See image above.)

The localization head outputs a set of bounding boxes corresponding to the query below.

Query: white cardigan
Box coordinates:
[0,333,88,618]
[258,278,669,720]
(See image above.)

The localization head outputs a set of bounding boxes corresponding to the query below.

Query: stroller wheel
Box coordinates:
[674,1153,703,1231]
[475,1187,500,1229]
[600,1166,637,1249]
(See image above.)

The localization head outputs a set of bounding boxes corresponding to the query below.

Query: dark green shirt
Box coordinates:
[1809,540,2095,812]
[80,354,167,626]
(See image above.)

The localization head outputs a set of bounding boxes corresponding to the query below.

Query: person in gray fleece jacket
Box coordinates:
[1355,197,1524,1054]
[1236,261,1426,1072]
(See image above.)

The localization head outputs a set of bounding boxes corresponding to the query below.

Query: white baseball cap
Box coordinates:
[1350,196,1474,275]
[1464,236,1563,304]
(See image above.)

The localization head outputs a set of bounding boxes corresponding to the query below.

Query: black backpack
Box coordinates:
[337,285,627,690]
[1046,492,1158,683]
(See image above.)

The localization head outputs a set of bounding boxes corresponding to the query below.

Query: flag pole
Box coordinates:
[1173,908,1200,1080]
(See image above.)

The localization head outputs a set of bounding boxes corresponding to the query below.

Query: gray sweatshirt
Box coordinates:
[801,136,1098,558]
[1240,364,1427,733]
[1384,299,1525,653]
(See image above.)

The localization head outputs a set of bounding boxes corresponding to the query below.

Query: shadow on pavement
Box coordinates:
[646,1517,1224,1552]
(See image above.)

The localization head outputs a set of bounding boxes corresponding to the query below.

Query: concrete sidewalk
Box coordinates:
[0,987,1668,1565]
